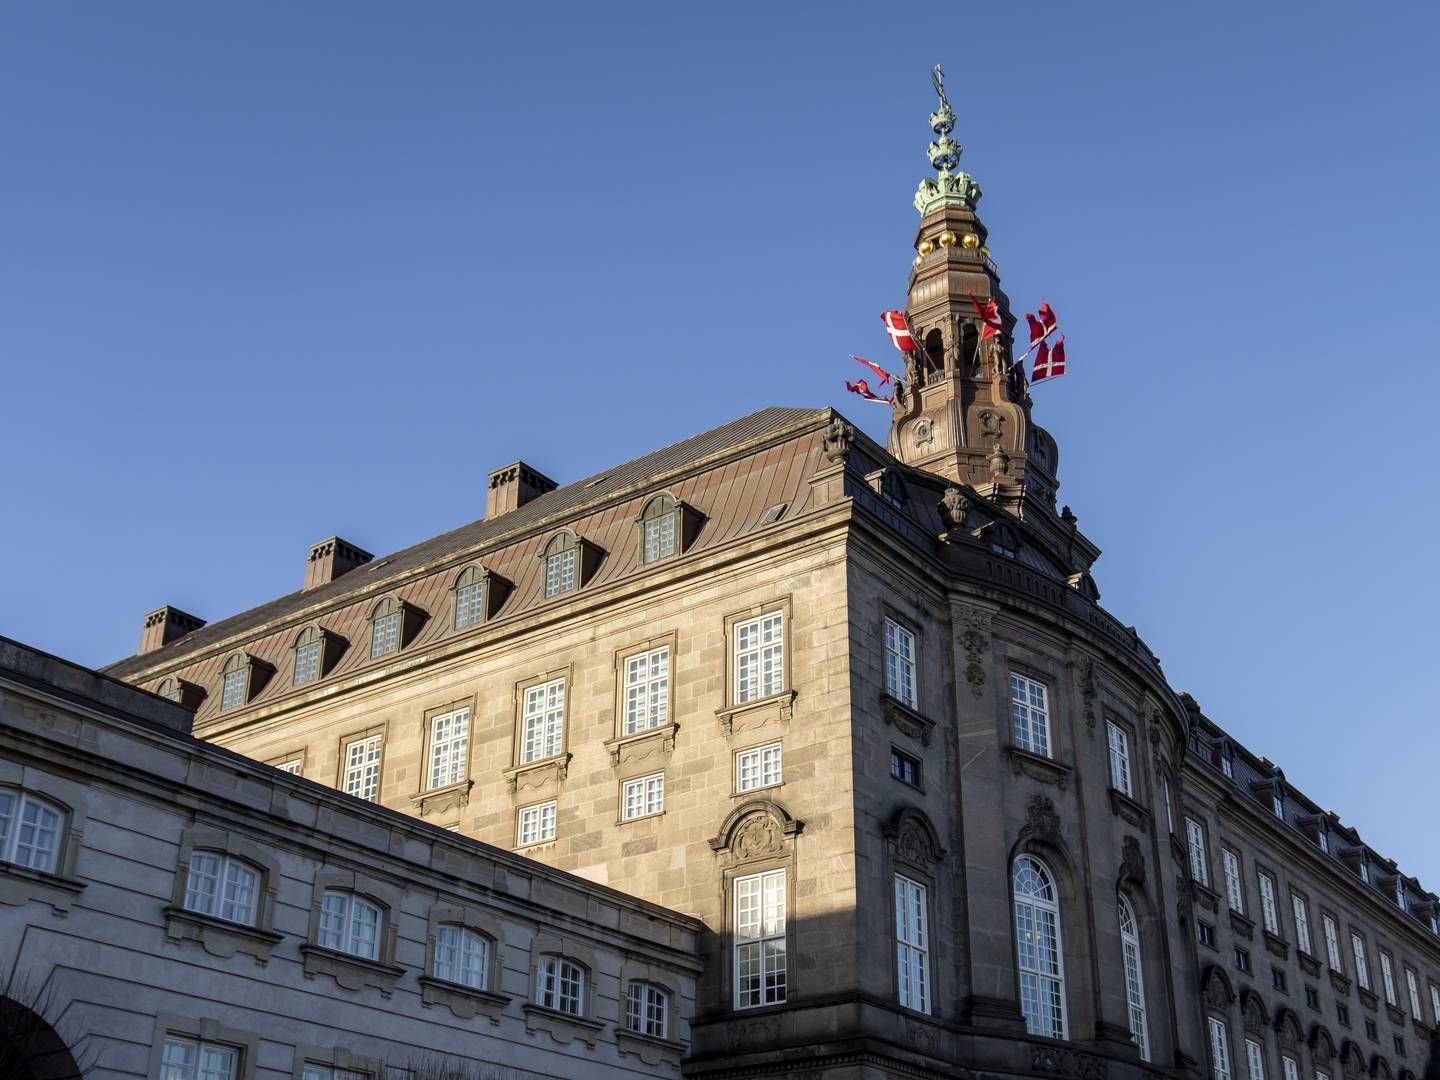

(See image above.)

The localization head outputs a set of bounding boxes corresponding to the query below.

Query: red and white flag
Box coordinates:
[880,310,917,352]
[1036,301,1057,336]
[1033,336,1066,381]
[1025,301,1058,345]
[845,378,893,404]
[850,355,893,386]
[968,292,1004,339]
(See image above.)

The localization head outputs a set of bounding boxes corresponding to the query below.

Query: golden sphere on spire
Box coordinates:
[912,254,924,269]
[917,238,935,255]
[961,232,980,249]
[937,230,958,247]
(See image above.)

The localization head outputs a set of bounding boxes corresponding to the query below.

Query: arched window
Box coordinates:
[157,677,182,702]
[543,533,578,598]
[432,924,489,990]
[453,565,487,630]
[183,851,260,926]
[640,495,679,564]
[625,981,670,1038]
[293,626,323,686]
[535,955,585,1015]
[317,889,382,960]
[0,788,63,873]
[1118,895,1150,1060]
[1013,854,1066,1038]
[921,329,944,384]
[220,652,250,711]
[370,598,401,658]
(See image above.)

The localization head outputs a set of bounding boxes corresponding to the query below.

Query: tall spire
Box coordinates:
[914,65,981,215]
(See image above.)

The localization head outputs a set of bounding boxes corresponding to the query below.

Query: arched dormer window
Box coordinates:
[541,532,602,598]
[219,651,268,712]
[155,676,204,709]
[637,493,702,565]
[157,677,181,703]
[370,598,401,658]
[1119,894,1150,1061]
[1013,854,1066,1038]
[453,565,486,630]
[182,851,261,926]
[0,788,64,873]
[292,625,329,686]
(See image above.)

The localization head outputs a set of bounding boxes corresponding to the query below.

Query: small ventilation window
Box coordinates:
[759,503,788,525]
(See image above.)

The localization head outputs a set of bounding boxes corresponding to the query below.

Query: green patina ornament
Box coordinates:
[914,64,982,215]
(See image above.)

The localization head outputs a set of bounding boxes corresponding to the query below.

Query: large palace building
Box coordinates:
[3,73,1438,1080]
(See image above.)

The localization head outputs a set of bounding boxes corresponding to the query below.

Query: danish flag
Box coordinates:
[880,310,918,353]
[1033,336,1066,382]
[850,355,893,385]
[968,292,1004,340]
[845,378,893,404]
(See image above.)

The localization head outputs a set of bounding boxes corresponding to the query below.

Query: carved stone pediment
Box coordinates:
[709,800,803,863]
[604,723,678,768]
[715,689,796,738]
[502,754,571,794]
[883,807,946,866]
[881,694,936,745]
[1019,794,1063,846]
[411,779,473,817]
[1007,747,1072,790]
[1108,789,1150,827]
[163,906,282,966]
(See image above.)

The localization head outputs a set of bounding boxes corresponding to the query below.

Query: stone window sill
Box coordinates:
[163,906,282,965]
[880,694,935,746]
[731,781,783,800]
[0,862,85,916]
[1263,930,1289,959]
[503,753,572,794]
[410,779,473,817]
[604,722,678,768]
[1005,746,1073,789]
[715,689,797,738]
[1358,987,1378,1012]
[1386,1004,1406,1026]
[1191,882,1222,914]
[1328,969,1351,995]
[300,944,404,997]
[1298,952,1322,977]
[616,810,665,827]
[418,975,510,1024]
[1108,788,1150,827]
[521,1002,604,1048]
[1229,910,1255,940]
[616,1029,687,1066]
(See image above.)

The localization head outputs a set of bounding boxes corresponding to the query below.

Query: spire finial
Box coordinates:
[914,63,981,215]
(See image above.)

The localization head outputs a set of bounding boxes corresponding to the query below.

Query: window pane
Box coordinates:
[1010,675,1050,757]
[884,619,917,708]
[221,669,247,711]
[734,612,784,704]
[343,736,382,801]
[455,581,485,629]
[624,647,669,735]
[427,709,470,790]
[293,639,321,685]
[370,612,399,658]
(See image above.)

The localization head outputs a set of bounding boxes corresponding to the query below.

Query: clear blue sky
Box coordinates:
[3,4,1436,883]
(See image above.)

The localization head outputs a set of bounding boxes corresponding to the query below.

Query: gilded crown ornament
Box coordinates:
[914,64,982,215]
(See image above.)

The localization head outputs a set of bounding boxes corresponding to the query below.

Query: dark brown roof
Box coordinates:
[103,406,826,680]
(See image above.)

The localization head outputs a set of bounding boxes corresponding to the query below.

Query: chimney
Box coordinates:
[139,606,206,655]
[305,536,374,591]
[487,461,557,519]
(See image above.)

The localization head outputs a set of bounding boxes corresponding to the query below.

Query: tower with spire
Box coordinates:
[889,66,1079,562]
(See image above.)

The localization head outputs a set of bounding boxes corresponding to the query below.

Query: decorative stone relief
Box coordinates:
[1078,658,1096,735]
[1020,795,1063,846]
[821,417,855,464]
[939,487,970,533]
[956,604,992,697]
[1175,874,1192,921]
[1031,1045,1108,1080]
[1118,836,1146,888]
[1203,968,1233,1011]
[732,815,784,861]
[1278,1015,1300,1052]
[884,808,946,866]
[881,695,935,745]
[1008,748,1072,790]
[709,802,803,863]
[1244,994,1266,1034]
[912,416,934,449]
[905,1018,938,1054]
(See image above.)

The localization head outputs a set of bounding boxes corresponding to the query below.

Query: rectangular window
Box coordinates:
[1163,774,1175,834]
[520,678,566,763]
[293,640,321,685]
[1234,947,1251,973]
[1198,921,1216,949]
[1306,986,1320,1010]
[342,735,382,802]
[370,612,399,658]
[1323,915,1342,972]
[1272,968,1287,992]
[643,513,676,563]
[1394,1036,1405,1057]
[1272,791,1284,820]
[734,611,784,704]
[1245,1038,1267,1080]
[277,759,302,775]
[734,869,786,1008]
[894,874,930,1013]
[1106,721,1133,796]
[426,708,470,790]
[1292,892,1313,955]
[1380,950,1397,1006]
[160,1036,238,1080]
[884,618,917,708]
[735,742,782,793]
[1222,849,1244,913]
[1430,981,1439,1025]
[1336,1002,1349,1027]
[1208,1016,1233,1080]
[220,669,246,711]
[623,646,670,735]
[454,580,485,630]
[621,773,664,821]
[1186,817,1210,886]
[1282,1057,1300,1080]
[1010,674,1050,757]
[1258,871,1279,935]
[1405,966,1421,1018]
[517,801,557,846]
[1350,932,1370,991]
[890,748,920,787]
[544,549,576,597]
[1365,1019,1378,1042]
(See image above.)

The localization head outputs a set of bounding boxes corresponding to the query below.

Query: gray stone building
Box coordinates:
[5,68,1439,1080]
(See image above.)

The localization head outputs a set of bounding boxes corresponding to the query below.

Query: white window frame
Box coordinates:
[1429,980,1439,1025]
[182,852,260,926]
[0,788,63,873]
[1208,1016,1233,1080]
[733,611,784,705]
[1258,871,1279,935]
[1013,854,1066,1039]
[370,610,399,658]
[1245,1037,1267,1080]
[622,646,670,736]
[516,800,557,847]
[301,1066,370,1080]
[883,618,917,709]
[1221,848,1244,914]
[544,548,576,598]
[1106,721,1132,796]
[432,924,488,990]
[160,1035,239,1080]
[734,868,787,1009]
[1119,894,1150,1062]
[1282,1056,1300,1080]
[625,981,670,1038]
[1292,891,1312,955]
[454,577,485,630]
[1010,673,1051,757]
[277,759,302,776]
[535,955,585,1015]
[621,773,665,821]
[520,677,566,764]
[643,512,677,564]
[735,742,782,793]
[342,735,383,802]
[894,874,930,1014]
[220,668,247,711]
[1380,949,1397,1006]
[425,708,470,790]
[293,637,321,685]
[1405,965,1422,1018]
[1322,914,1342,972]
[1186,817,1210,887]
[317,889,381,960]
[1350,931,1370,991]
